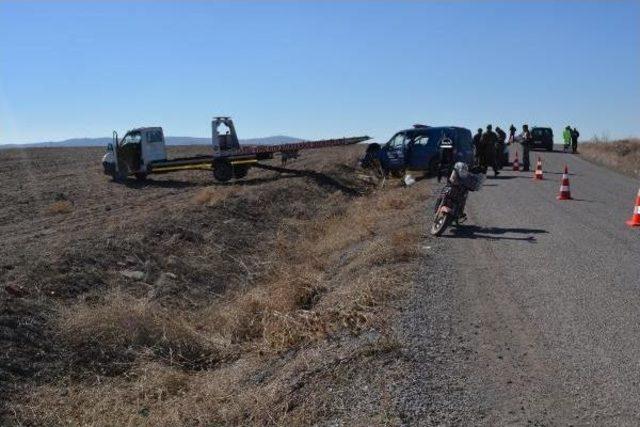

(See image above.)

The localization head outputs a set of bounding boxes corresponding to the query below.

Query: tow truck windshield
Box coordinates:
[122,132,142,145]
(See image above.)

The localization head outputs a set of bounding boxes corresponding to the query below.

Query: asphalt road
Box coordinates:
[429,147,640,425]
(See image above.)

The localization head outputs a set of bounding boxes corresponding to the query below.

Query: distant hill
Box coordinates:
[0,135,302,149]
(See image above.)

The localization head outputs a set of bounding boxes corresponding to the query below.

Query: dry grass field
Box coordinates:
[580,138,640,178]
[0,144,431,425]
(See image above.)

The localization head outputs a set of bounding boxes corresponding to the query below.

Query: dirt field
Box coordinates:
[0,145,431,425]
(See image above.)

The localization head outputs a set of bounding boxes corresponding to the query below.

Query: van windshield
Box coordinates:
[532,129,551,137]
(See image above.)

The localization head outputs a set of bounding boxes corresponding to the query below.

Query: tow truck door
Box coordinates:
[140,128,167,169]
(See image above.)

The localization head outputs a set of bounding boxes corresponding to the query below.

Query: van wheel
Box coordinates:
[428,158,440,176]
[390,168,406,178]
[135,172,147,181]
[213,160,233,182]
[361,143,381,169]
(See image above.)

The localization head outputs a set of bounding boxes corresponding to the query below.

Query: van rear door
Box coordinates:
[452,128,474,164]
[407,132,436,170]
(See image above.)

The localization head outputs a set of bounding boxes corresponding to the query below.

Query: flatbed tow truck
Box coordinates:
[102,116,370,182]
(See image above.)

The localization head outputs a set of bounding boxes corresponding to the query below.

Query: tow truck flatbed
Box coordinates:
[147,136,369,174]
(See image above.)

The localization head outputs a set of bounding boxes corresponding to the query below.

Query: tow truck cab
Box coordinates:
[102,127,167,180]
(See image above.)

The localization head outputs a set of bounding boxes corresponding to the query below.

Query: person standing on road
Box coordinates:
[495,126,507,168]
[563,126,572,153]
[473,128,483,162]
[508,124,517,144]
[479,124,499,176]
[437,138,455,183]
[571,127,580,153]
[520,124,532,171]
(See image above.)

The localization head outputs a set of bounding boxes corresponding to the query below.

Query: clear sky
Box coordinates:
[1,1,638,144]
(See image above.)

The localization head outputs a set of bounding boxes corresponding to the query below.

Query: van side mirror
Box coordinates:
[107,143,113,152]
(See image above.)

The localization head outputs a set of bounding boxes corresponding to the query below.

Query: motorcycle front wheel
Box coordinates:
[430,210,452,236]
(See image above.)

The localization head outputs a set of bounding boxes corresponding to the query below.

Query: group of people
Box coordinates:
[473,125,504,176]
[473,124,534,175]
[563,126,580,153]
[472,123,580,175]
[436,123,581,181]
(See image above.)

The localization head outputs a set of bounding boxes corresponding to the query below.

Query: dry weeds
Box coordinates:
[580,138,640,178]
[45,200,73,215]
[57,289,229,373]
[192,186,241,205]
[6,148,429,425]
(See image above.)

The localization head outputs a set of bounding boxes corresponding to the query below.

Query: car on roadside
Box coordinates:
[531,127,554,151]
[364,125,475,176]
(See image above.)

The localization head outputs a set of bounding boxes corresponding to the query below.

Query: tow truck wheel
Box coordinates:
[112,168,128,183]
[233,165,249,179]
[213,160,233,182]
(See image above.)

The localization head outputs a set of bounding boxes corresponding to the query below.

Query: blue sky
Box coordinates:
[1,1,639,144]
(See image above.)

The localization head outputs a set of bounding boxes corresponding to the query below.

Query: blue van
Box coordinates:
[372,125,475,175]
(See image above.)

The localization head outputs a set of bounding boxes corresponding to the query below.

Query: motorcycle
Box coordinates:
[430,162,484,236]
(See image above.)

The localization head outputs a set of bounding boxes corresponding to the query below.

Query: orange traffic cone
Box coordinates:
[625,188,640,227]
[556,165,572,200]
[512,151,520,171]
[533,157,543,180]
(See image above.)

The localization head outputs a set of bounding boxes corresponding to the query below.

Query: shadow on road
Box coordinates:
[444,225,548,242]
[488,175,518,180]
[509,174,535,178]
[544,171,577,176]
[565,197,596,203]
[532,149,562,154]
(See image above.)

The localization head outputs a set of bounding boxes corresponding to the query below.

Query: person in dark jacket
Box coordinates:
[437,138,455,183]
[508,124,517,144]
[520,124,532,171]
[479,124,499,176]
[473,128,483,161]
[571,127,580,153]
[495,126,507,168]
